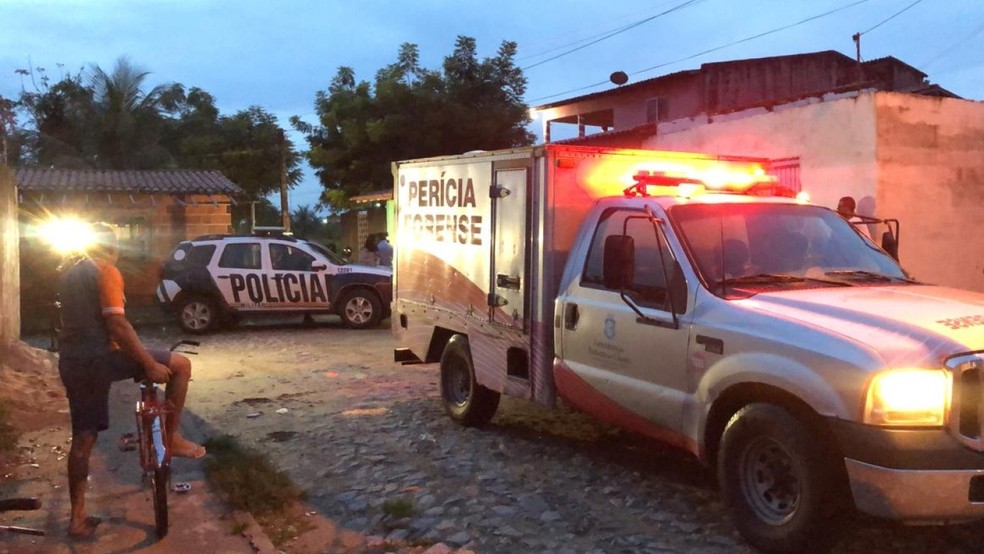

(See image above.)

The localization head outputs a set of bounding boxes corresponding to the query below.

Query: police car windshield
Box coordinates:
[669,202,908,295]
[305,241,348,265]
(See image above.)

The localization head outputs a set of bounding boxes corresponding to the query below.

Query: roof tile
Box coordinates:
[14,168,246,196]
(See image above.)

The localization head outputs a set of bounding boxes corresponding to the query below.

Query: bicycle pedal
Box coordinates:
[171,482,191,494]
[117,433,138,452]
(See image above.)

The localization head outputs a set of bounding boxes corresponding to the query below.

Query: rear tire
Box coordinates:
[178,295,219,334]
[337,289,382,329]
[440,335,499,426]
[718,403,848,553]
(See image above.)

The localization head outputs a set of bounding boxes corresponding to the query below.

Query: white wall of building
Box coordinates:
[642,91,984,293]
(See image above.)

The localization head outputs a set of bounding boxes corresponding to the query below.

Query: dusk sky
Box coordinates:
[3,0,982,210]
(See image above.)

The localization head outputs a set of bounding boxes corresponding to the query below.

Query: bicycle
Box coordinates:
[0,497,44,536]
[132,339,198,539]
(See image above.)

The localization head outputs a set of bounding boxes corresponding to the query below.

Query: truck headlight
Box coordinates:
[863,369,951,427]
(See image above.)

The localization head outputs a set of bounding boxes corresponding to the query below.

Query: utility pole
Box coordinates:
[852,32,863,85]
[278,130,291,233]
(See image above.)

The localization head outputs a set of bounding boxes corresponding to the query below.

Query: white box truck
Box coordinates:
[391,144,984,553]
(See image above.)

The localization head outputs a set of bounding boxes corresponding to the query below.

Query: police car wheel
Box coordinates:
[718,403,847,553]
[439,335,499,427]
[178,296,218,334]
[338,289,382,329]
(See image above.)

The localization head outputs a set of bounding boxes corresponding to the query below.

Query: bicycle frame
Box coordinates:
[135,383,173,473]
[133,339,197,539]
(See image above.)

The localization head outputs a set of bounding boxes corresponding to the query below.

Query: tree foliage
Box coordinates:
[293,36,535,210]
[9,56,302,214]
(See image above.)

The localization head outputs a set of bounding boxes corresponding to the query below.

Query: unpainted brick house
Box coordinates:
[15,169,244,325]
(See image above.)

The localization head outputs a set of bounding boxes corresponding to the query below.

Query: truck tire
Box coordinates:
[337,288,383,329]
[440,335,500,427]
[718,403,848,554]
[178,295,219,334]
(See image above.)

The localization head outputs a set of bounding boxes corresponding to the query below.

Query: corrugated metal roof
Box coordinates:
[14,168,245,196]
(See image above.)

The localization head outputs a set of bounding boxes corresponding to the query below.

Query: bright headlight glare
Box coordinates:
[38,217,95,255]
[863,369,950,427]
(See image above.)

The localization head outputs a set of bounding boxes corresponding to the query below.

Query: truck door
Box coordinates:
[489,168,528,330]
[557,207,691,435]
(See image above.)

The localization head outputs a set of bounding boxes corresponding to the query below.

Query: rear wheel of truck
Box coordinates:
[718,403,848,554]
[440,335,500,426]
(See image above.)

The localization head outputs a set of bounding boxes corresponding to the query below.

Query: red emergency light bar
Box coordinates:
[624,171,706,197]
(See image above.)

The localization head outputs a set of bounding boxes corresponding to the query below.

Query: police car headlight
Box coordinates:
[863,369,951,427]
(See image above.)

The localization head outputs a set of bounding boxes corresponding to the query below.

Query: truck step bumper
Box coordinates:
[846,458,984,522]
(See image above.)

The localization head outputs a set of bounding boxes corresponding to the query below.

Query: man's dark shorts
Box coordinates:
[59,349,171,434]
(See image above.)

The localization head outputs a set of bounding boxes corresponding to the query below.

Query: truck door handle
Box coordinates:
[496,274,521,289]
[217,275,230,280]
[564,303,579,330]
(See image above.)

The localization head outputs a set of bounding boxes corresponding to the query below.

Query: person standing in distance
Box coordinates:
[57,223,205,538]
[376,233,393,268]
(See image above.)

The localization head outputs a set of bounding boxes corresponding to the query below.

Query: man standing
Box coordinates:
[376,233,393,268]
[57,223,205,538]
[836,196,872,238]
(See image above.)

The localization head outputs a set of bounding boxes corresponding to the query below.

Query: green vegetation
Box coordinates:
[381,496,415,519]
[6,57,303,229]
[292,36,535,211]
[202,435,304,515]
[0,402,20,453]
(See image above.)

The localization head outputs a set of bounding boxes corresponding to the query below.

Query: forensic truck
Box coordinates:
[391,144,984,553]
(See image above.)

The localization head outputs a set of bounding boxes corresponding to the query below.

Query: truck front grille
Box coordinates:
[949,353,984,451]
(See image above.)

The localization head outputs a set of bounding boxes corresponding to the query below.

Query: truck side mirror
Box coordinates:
[603,235,635,290]
[881,231,899,261]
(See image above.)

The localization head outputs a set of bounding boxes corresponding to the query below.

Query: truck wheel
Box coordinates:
[440,335,500,427]
[718,403,847,554]
[178,296,218,334]
[337,289,382,329]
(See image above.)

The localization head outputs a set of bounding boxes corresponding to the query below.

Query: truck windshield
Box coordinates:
[669,202,910,297]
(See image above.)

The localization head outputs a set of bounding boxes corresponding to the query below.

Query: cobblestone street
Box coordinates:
[144,318,983,554]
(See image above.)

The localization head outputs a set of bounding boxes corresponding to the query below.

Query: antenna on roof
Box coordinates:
[610,71,628,86]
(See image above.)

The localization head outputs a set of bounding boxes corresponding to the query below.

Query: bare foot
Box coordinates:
[68,515,102,538]
[171,437,206,459]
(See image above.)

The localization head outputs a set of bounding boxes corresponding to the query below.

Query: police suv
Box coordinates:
[156,232,391,333]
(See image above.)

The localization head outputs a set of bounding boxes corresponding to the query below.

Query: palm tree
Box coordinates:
[87,56,178,169]
[290,205,325,240]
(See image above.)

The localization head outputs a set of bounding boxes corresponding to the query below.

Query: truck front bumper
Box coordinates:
[845,459,984,521]
[831,419,984,522]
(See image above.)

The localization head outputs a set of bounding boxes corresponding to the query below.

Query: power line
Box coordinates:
[529,0,873,104]
[919,22,984,70]
[517,2,683,63]
[858,0,925,36]
[522,0,706,71]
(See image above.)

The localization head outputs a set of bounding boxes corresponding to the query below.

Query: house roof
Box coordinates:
[532,50,955,111]
[14,168,245,196]
[350,190,392,204]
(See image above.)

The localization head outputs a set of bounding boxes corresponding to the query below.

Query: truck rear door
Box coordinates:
[489,167,528,330]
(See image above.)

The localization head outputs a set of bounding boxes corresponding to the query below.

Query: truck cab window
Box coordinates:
[582,208,674,309]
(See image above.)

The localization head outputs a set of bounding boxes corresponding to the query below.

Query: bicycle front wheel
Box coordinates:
[150,466,169,538]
